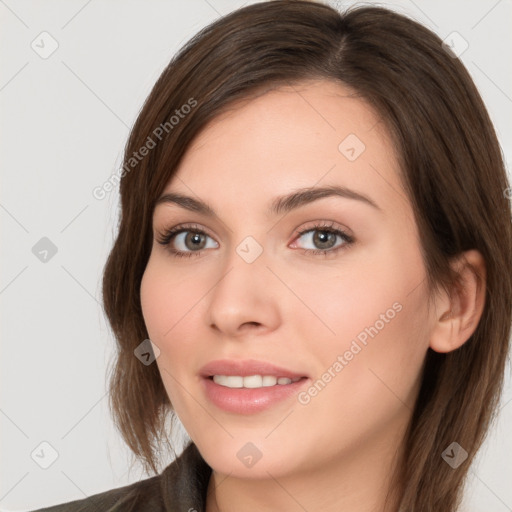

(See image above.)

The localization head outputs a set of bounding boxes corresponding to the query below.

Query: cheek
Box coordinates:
[293,282,429,448]
[140,256,201,340]
[284,243,421,346]
[140,256,209,387]
[140,260,196,406]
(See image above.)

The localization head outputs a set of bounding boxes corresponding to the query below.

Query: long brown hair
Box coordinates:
[101,1,512,510]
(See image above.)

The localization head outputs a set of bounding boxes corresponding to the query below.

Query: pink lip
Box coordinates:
[201,377,309,414]
[199,359,307,379]
[199,359,309,414]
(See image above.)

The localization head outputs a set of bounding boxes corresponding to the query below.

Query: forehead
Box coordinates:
[164,79,408,219]
[185,79,388,151]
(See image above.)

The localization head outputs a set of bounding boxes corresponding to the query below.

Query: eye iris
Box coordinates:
[313,230,336,250]
[171,227,343,253]
[186,232,206,250]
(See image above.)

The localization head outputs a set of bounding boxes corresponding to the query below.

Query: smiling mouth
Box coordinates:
[207,375,307,388]
[202,373,310,414]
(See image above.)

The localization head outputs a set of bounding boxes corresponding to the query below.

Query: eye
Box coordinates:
[156,223,218,259]
[156,220,354,259]
[291,221,354,257]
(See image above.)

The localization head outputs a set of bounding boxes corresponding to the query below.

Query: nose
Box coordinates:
[205,246,281,339]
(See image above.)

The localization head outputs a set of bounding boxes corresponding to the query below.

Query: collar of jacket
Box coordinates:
[161,441,212,511]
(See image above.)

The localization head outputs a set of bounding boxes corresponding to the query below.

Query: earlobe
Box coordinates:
[428,250,486,354]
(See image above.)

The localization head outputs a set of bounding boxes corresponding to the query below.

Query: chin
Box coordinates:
[192,432,309,479]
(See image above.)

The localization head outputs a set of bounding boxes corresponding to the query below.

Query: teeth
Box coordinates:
[212,375,302,388]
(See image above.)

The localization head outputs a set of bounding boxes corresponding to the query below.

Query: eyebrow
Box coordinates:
[155,185,382,218]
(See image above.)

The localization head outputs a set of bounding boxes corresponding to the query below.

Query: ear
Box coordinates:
[429,249,487,353]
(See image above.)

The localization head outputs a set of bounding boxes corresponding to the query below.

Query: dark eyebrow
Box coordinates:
[155,185,381,218]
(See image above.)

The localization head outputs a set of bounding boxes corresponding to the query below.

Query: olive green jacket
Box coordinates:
[30,442,212,512]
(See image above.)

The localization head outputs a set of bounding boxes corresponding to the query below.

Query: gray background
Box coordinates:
[1,0,510,510]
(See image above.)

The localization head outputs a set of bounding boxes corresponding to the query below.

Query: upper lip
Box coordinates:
[199,359,308,379]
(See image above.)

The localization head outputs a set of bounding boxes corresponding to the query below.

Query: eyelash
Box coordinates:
[155,221,354,259]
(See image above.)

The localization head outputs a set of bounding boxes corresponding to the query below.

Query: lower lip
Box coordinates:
[202,376,309,414]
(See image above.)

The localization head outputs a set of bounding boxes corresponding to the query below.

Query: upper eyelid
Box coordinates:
[156,221,352,243]
[156,220,348,233]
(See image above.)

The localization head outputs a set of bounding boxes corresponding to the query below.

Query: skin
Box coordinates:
[140,79,486,512]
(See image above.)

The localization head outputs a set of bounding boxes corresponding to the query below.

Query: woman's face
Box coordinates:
[140,80,434,478]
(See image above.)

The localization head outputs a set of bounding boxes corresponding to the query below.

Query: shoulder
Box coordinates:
[28,472,163,512]
[29,442,212,512]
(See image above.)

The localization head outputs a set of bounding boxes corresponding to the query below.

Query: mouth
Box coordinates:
[201,375,310,415]
[199,359,310,414]
[207,374,306,388]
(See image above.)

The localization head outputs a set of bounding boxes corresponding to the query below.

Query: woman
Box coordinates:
[32,1,512,511]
